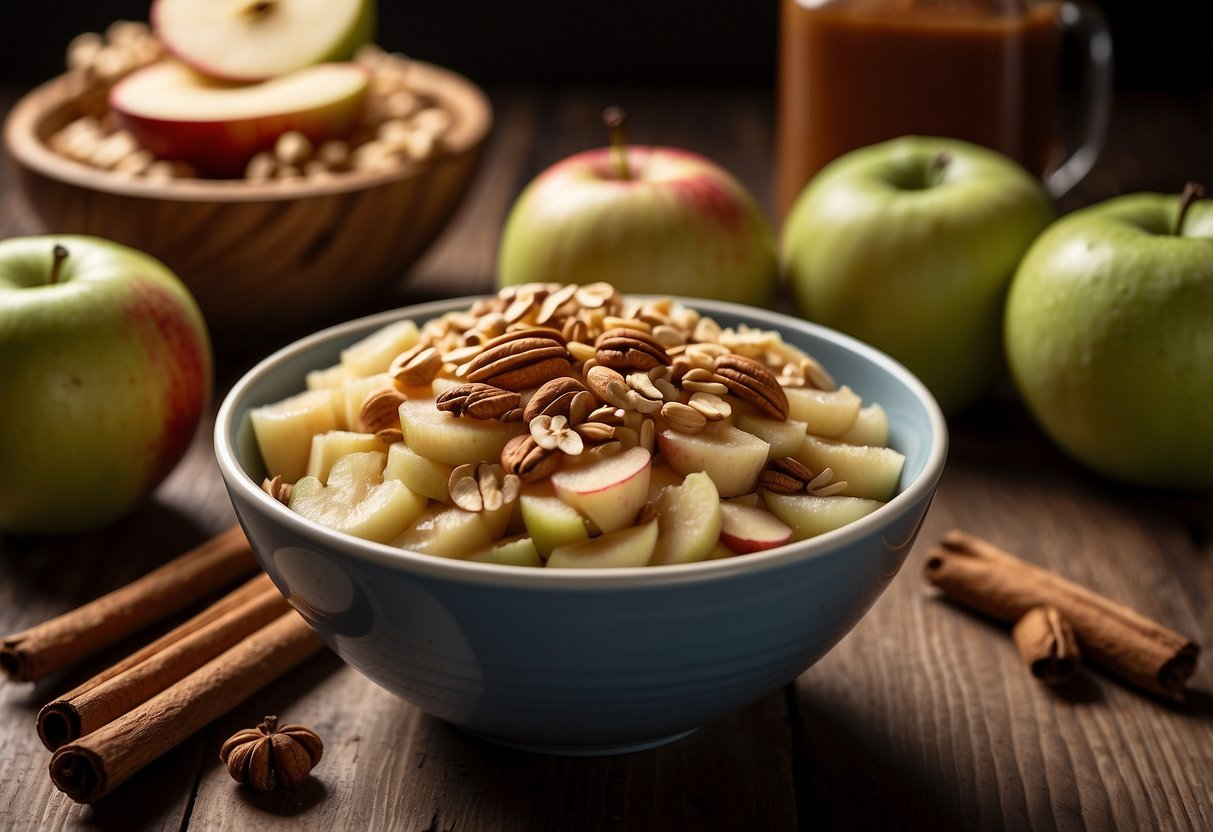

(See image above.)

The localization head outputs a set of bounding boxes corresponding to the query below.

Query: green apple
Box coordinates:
[782,136,1054,413]
[1004,186,1213,489]
[110,60,369,178]
[498,108,777,306]
[0,236,213,535]
[152,0,375,82]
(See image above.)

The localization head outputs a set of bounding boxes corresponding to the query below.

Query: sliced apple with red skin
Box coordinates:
[550,446,651,534]
[719,502,793,554]
[110,60,368,178]
[547,520,659,569]
[784,386,862,437]
[153,0,375,82]
[655,423,770,498]
[399,399,525,466]
[762,490,883,541]
[383,442,452,502]
[393,502,512,557]
[250,387,339,482]
[464,535,543,568]
[519,482,590,557]
[793,434,905,501]
[838,403,889,447]
[290,451,426,544]
[736,414,808,459]
[650,471,722,566]
[305,430,388,483]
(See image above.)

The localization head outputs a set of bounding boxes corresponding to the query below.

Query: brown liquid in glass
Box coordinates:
[775,0,1061,218]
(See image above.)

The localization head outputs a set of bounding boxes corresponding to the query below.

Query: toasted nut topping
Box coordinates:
[358,387,407,433]
[575,282,618,309]
[262,475,293,505]
[714,354,790,421]
[585,364,625,401]
[390,345,443,387]
[680,367,730,396]
[464,329,572,391]
[574,421,616,442]
[435,383,521,420]
[501,433,564,482]
[661,401,708,433]
[595,328,670,372]
[687,392,732,421]
[529,414,585,456]
[758,457,817,494]
[449,462,520,512]
[524,377,591,422]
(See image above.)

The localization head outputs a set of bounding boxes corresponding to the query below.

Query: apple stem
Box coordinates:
[928,152,952,187]
[49,245,69,285]
[1175,181,1205,235]
[602,106,631,181]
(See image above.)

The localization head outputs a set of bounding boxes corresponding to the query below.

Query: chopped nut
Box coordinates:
[714,354,790,421]
[245,152,277,181]
[501,433,563,482]
[575,282,618,309]
[529,414,584,455]
[449,462,520,512]
[390,345,444,387]
[758,457,817,494]
[358,386,407,433]
[584,364,625,401]
[274,131,313,166]
[435,383,520,420]
[262,476,293,505]
[687,392,732,421]
[596,328,670,372]
[524,377,591,422]
[680,367,729,396]
[661,401,708,433]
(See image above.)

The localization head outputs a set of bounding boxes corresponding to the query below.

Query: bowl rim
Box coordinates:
[215,296,948,590]
[3,59,493,203]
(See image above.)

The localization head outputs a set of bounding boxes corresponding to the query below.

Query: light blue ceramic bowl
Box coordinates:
[215,297,947,755]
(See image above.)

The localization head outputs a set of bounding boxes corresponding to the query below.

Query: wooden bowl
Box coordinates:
[3,62,492,333]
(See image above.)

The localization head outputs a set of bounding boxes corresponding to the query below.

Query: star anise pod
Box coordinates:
[220,715,323,791]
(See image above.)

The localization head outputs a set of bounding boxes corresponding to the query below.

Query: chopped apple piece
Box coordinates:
[393,503,512,558]
[289,451,427,544]
[547,520,659,569]
[464,535,543,567]
[250,388,339,482]
[650,472,722,566]
[724,492,763,509]
[719,502,793,554]
[784,386,862,438]
[399,399,525,466]
[306,363,353,391]
[707,542,737,560]
[305,430,388,483]
[737,414,808,459]
[336,372,396,432]
[644,461,685,506]
[655,423,770,498]
[550,446,652,534]
[838,404,890,447]
[762,491,883,540]
[519,483,590,556]
[340,319,420,377]
[793,435,905,501]
[383,442,453,502]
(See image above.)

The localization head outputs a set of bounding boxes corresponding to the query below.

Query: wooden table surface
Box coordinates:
[1,84,1211,832]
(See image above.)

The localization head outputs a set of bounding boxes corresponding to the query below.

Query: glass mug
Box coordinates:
[774,0,1113,218]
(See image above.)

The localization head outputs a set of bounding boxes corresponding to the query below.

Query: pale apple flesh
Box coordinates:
[110,61,369,177]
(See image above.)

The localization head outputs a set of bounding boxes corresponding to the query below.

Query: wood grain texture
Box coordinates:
[2,86,1212,831]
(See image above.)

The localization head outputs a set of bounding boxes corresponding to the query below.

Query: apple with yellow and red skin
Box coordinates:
[0,236,213,535]
[498,112,777,306]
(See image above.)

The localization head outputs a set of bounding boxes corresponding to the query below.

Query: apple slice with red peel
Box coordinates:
[290,451,426,544]
[399,399,525,466]
[550,446,651,534]
[547,520,659,569]
[719,502,793,554]
[650,471,722,566]
[110,61,368,177]
[383,442,452,502]
[393,503,513,557]
[655,423,769,498]
[838,403,889,447]
[519,483,590,557]
[736,414,808,459]
[762,490,883,541]
[784,386,862,437]
[793,434,905,501]
[250,387,339,482]
[465,535,543,567]
[153,0,375,82]
[305,430,388,483]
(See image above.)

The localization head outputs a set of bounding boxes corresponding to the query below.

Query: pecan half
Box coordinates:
[758,457,815,494]
[714,354,790,420]
[464,328,572,391]
[595,328,670,372]
[358,387,407,433]
[523,377,590,422]
[584,364,625,402]
[500,433,564,482]
[435,383,521,420]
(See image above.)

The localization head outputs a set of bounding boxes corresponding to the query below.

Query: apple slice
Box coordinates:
[719,502,793,554]
[306,362,353,391]
[784,386,862,438]
[399,399,526,466]
[110,60,368,178]
[337,373,395,432]
[519,483,590,557]
[153,0,375,82]
[644,460,685,506]
[289,451,427,544]
[793,435,905,501]
[305,430,388,483]
[838,403,890,447]
[761,490,883,541]
[724,492,763,509]
[736,414,808,459]
[655,423,770,498]
[393,503,513,558]
[340,319,420,378]
[547,520,659,569]
[649,472,722,566]
[249,387,339,482]
[549,446,652,534]
[383,442,453,502]
[464,535,543,568]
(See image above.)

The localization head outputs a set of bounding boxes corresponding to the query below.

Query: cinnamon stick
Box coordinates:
[38,574,288,750]
[1013,605,1081,685]
[925,530,1199,698]
[1,526,256,682]
[49,610,323,804]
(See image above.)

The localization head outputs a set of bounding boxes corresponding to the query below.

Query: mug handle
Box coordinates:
[1044,0,1114,199]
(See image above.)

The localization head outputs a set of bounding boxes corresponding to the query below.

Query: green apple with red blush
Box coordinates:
[497,107,778,306]
[0,235,213,535]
